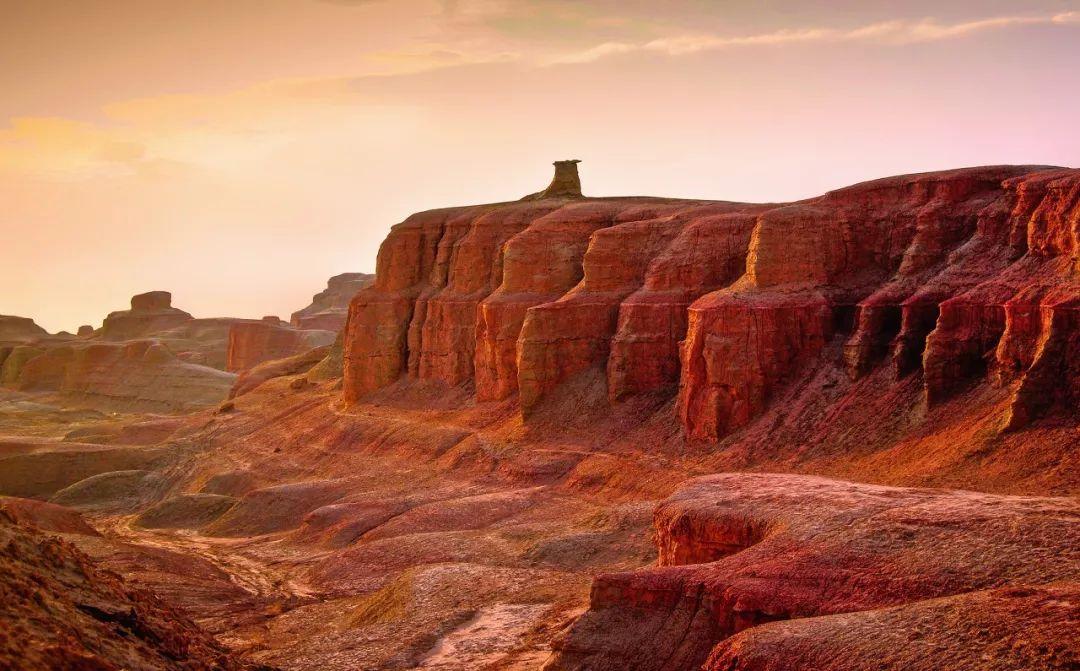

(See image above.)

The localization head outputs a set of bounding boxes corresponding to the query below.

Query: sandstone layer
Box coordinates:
[291,273,375,331]
[2,340,236,411]
[226,318,335,372]
[1,164,1077,671]
[0,315,47,344]
[0,510,255,671]
[546,473,1079,670]
[100,291,195,341]
[344,166,1080,442]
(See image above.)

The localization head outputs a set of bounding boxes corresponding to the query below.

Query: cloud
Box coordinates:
[550,10,1080,63]
[0,72,426,180]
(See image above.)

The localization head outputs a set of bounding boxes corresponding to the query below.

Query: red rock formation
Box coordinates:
[0,511,254,671]
[3,340,236,411]
[706,584,1079,671]
[476,200,634,401]
[225,318,335,372]
[291,272,375,331]
[0,315,47,344]
[546,473,1080,670]
[410,201,565,387]
[343,165,1080,440]
[99,291,194,341]
[523,159,585,200]
[0,496,100,536]
[229,342,333,398]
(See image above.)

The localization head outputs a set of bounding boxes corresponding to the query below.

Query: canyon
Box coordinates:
[0,163,1077,670]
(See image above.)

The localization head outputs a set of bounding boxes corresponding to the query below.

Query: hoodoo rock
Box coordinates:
[344,164,1080,438]
[524,159,585,200]
[99,291,193,341]
[291,272,375,331]
[545,473,1080,670]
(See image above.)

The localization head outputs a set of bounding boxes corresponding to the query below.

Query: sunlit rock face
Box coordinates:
[344,164,1080,438]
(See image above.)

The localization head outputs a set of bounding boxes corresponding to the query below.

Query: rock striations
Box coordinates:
[0,509,256,671]
[100,291,194,341]
[0,315,48,344]
[226,317,335,372]
[291,272,374,331]
[545,473,1079,670]
[344,164,1080,438]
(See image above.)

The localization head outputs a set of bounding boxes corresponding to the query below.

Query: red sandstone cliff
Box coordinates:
[344,165,1080,440]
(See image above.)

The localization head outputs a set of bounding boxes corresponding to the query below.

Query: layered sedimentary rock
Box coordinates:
[523,159,585,200]
[291,272,374,331]
[225,317,335,372]
[0,315,47,344]
[3,340,235,411]
[149,317,258,370]
[545,473,1080,670]
[99,291,194,341]
[0,510,253,671]
[344,165,1080,439]
[706,584,1078,671]
[229,343,333,398]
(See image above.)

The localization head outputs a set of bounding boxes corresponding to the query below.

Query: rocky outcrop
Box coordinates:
[229,343,333,398]
[343,165,1080,438]
[291,272,374,331]
[3,340,235,411]
[0,315,47,344]
[706,584,1079,671]
[225,318,335,372]
[99,291,194,341]
[546,473,1080,670]
[0,510,254,671]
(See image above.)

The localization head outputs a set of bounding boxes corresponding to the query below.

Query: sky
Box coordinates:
[2,1,1079,332]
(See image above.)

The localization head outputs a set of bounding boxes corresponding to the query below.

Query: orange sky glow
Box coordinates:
[2,0,1079,331]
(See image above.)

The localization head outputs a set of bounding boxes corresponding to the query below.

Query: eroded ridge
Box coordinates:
[544,473,1080,670]
[343,166,1080,439]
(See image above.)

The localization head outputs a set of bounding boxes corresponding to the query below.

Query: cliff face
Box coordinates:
[225,318,335,372]
[5,339,235,411]
[291,272,375,331]
[344,166,1080,437]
